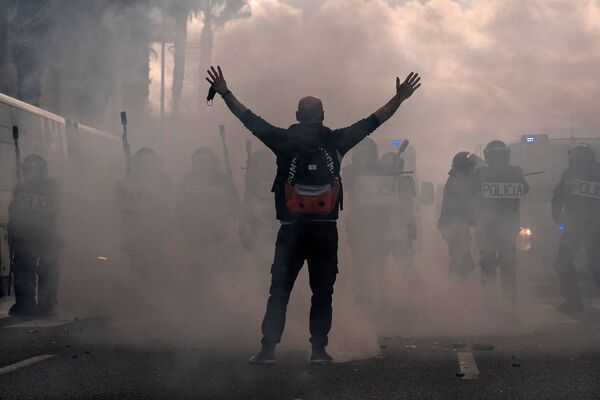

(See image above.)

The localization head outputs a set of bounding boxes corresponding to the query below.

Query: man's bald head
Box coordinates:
[296,96,324,124]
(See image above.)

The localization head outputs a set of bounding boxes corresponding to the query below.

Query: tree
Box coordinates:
[167,0,197,117]
[0,1,17,94]
[6,0,55,105]
[192,0,250,109]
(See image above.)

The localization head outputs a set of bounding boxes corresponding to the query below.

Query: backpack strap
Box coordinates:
[287,152,299,185]
[319,146,337,176]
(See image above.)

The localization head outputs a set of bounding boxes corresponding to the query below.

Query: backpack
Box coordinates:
[284,146,342,215]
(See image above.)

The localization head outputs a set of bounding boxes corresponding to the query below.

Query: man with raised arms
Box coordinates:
[206,65,421,364]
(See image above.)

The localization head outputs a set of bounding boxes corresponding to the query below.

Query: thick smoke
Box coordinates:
[33,0,600,361]
[194,0,600,181]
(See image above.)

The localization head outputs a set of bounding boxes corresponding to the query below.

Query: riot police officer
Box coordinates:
[239,148,277,253]
[438,152,477,281]
[378,151,422,289]
[344,137,386,305]
[118,147,171,288]
[177,147,237,281]
[552,144,600,314]
[472,140,529,305]
[8,154,61,316]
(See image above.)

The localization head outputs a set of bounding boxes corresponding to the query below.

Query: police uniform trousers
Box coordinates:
[12,240,59,313]
[441,222,475,280]
[348,226,385,306]
[261,221,338,348]
[554,223,600,305]
[476,215,519,301]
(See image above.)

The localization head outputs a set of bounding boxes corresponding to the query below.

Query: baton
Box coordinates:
[523,170,545,177]
[8,126,20,296]
[398,139,409,155]
[120,111,132,173]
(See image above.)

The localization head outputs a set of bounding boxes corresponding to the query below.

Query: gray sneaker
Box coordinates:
[248,346,276,365]
[310,346,333,365]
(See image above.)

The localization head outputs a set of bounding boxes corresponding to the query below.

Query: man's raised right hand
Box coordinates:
[206,66,229,95]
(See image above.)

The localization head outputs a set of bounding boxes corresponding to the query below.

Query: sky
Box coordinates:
[149,0,600,183]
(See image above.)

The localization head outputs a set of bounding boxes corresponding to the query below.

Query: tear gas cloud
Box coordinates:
[35,0,600,360]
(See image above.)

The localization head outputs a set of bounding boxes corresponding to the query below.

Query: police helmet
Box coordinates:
[22,153,47,177]
[132,147,161,174]
[452,151,477,169]
[380,152,404,174]
[191,147,220,174]
[568,144,595,167]
[483,140,510,166]
[133,147,158,160]
[352,137,379,168]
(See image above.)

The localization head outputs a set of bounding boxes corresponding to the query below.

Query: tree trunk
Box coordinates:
[171,8,187,117]
[0,3,9,94]
[197,15,213,110]
[0,1,18,95]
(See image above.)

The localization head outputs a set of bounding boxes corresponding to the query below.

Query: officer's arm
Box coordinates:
[467,170,481,216]
[438,179,453,225]
[551,174,566,222]
[408,177,417,199]
[521,176,530,195]
[515,167,530,195]
[373,73,421,125]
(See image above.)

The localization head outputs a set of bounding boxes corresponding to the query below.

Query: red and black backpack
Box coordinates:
[284,146,342,215]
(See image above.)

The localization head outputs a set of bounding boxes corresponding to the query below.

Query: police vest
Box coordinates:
[12,191,57,215]
[481,182,525,199]
[354,175,399,206]
[117,181,163,212]
[567,179,600,200]
[9,185,58,240]
[179,184,229,218]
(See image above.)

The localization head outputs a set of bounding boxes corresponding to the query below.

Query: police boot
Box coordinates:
[248,344,276,365]
[8,301,37,317]
[310,345,333,365]
[555,269,584,315]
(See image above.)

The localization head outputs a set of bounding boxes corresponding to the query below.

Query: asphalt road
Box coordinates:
[1,296,600,400]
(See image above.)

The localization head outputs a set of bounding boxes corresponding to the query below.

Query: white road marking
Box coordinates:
[4,318,70,328]
[456,351,479,380]
[0,354,55,376]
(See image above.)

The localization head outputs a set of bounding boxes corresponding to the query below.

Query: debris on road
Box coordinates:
[511,355,520,367]
[472,343,494,351]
